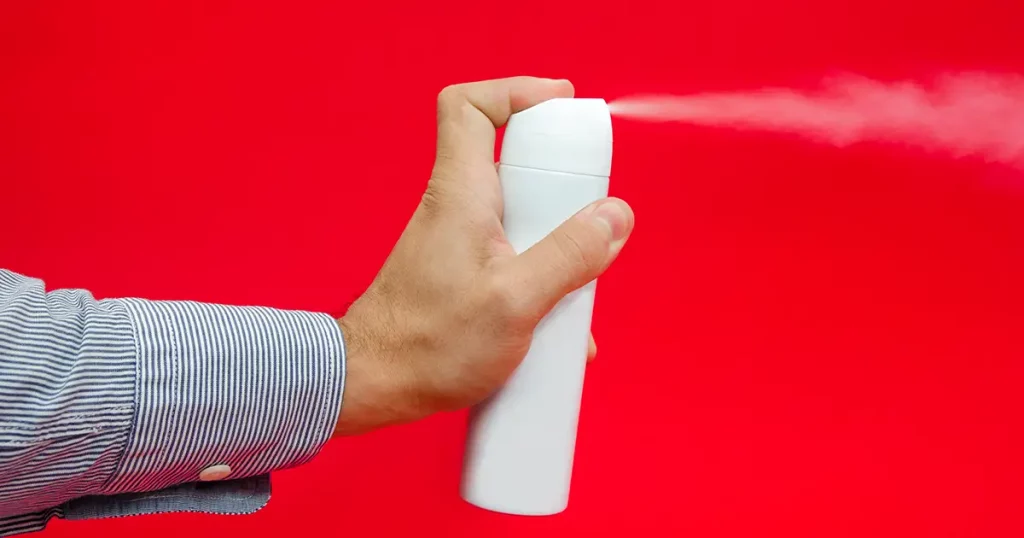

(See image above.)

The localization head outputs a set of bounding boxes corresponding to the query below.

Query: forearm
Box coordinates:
[0,269,345,534]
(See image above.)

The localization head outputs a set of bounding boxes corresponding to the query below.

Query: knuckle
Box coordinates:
[420,177,447,216]
[481,271,528,320]
[436,84,457,105]
[437,84,462,101]
[436,85,467,119]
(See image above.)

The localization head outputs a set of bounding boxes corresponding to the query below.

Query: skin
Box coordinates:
[334,77,634,436]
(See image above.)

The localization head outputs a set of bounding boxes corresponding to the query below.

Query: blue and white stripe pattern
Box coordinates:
[0,269,345,535]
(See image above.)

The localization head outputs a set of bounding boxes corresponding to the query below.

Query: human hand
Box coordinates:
[334,77,634,436]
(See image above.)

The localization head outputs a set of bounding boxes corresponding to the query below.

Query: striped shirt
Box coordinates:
[0,269,346,535]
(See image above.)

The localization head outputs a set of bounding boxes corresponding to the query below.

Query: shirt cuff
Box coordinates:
[103,299,345,494]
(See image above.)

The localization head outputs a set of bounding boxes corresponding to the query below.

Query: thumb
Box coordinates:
[504,198,634,319]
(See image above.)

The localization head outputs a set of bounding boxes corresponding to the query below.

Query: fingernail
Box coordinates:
[592,199,632,243]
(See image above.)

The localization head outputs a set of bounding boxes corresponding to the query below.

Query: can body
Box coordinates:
[460,163,609,515]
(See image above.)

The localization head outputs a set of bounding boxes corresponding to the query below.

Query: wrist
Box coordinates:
[333,303,420,436]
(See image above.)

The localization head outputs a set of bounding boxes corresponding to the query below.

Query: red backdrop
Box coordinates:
[3,1,1024,536]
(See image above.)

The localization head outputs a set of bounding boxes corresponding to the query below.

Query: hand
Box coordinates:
[334,77,634,436]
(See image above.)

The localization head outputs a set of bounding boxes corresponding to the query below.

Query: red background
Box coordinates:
[2,1,1024,536]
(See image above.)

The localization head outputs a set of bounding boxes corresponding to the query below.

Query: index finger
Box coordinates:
[434,77,575,176]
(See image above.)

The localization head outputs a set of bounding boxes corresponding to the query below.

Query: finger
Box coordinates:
[587,333,597,362]
[504,198,634,319]
[434,77,574,177]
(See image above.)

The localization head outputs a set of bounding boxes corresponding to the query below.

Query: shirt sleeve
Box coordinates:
[0,269,346,535]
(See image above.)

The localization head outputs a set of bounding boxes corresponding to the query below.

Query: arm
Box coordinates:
[1,76,634,535]
[0,269,344,535]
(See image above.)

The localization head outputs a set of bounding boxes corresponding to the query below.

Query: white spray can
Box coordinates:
[461,98,613,515]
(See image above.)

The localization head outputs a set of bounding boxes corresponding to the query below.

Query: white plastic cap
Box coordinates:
[499,98,612,178]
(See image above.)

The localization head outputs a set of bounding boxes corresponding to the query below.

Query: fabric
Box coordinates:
[0,269,346,536]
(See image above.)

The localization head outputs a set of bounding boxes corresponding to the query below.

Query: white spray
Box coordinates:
[609,72,1024,168]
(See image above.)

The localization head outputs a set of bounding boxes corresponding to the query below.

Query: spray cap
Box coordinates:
[499,98,612,177]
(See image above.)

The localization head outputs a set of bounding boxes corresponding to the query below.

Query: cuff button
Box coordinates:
[199,464,232,482]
